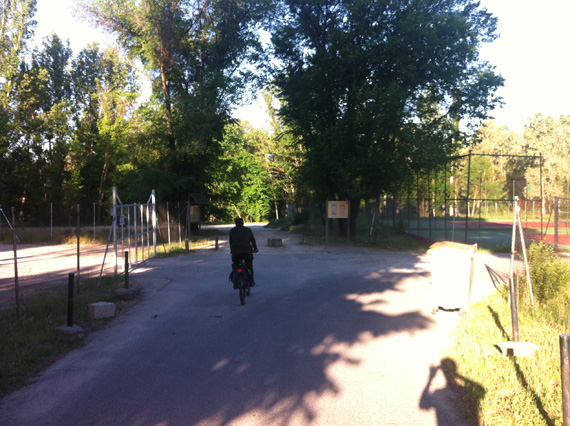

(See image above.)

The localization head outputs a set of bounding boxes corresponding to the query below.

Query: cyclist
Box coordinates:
[229,217,258,287]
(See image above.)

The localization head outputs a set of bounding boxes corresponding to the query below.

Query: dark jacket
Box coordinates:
[229,224,258,255]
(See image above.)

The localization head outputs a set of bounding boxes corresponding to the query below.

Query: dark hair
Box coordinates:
[235,217,244,226]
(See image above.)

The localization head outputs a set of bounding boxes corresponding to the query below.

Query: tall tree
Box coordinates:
[272,0,503,234]
[69,44,140,217]
[523,114,570,202]
[0,0,37,210]
[209,122,272,221]
[80,0,184,152]
[7,34,73,220]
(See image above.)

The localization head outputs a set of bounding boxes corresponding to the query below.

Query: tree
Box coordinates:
[69,44,140,218]
[271,0,503,235]
[209,122,272,221]
[80,0,271,198]
[5,34,73,221]
[523,114,570,202]
[0,0,37,211]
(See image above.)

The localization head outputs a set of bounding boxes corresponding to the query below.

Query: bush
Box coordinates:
[525,242,570,304]
[266,217,294,231]
[515,241,570,327]
[292,209,310,225]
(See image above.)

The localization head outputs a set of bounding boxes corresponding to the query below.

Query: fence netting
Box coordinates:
[0,196,206,316]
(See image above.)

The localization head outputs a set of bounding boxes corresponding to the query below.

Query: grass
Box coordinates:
[267,217,432,252]
[442,243,570,426]
[0,226,113,245]
[0,275,138,398]
[0,230,221,398]
[444,291,564,425]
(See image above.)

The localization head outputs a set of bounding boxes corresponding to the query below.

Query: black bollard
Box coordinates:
[215,236,219,250]
[67,273,74,327]
[124,251,129,289]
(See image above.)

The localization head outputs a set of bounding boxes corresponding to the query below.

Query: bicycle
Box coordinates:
[234,258,252,305]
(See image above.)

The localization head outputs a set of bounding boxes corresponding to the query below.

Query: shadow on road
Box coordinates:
[1,240,466,426]
[419,358,485,426]
[126,252,438,425]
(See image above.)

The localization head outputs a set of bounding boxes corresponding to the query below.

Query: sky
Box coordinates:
[33,0,570,133]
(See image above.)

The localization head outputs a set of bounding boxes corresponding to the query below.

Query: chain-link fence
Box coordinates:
[552,197,570,251]
[0,206,116,314]
[378,194,570,251]
[0,194,218,318]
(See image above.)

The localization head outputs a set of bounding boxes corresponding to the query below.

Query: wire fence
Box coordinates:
[0,196,210,318]
[378,195,570,251]
[0,206,117,314]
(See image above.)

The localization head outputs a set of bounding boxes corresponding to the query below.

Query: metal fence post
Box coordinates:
[93,202,96,240]
[166,202,171,251]
[67,273,74,327]
[561,334,570,426]
[11,207,20,320]
[76,204,80,290]
[124,251,129,289]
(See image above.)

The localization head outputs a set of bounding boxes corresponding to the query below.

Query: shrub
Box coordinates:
[524,242,570,304]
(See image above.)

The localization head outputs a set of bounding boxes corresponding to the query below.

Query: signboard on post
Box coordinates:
[190,205,200,224]
[326,200,350,243]
[327,201,349,219]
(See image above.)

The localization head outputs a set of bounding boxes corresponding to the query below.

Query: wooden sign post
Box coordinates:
[326,201,350,243]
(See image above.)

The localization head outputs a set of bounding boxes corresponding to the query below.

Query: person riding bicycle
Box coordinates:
[229,217,258,287]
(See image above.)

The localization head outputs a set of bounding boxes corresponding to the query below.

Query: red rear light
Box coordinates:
[237,268,243,273]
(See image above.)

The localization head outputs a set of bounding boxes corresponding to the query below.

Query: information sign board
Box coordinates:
[327,201,349,219]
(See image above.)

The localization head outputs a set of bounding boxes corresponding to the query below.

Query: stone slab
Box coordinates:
[115,288,137,300]
[88,302,116,319]
[55,325,84,341]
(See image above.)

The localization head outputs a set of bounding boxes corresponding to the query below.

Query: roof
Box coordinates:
[188,193,210,205]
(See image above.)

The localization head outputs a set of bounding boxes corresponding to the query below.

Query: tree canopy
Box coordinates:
[271,0,504,232]
[13,0,570,231]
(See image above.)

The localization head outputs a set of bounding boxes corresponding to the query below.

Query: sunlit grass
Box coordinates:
[446,292,563,425]
[444,246,570,425]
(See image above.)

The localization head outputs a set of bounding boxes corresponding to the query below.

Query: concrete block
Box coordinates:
[115,288,137,300]
[495,341,540,357]
[55,325,84,341]
[88,301,116,319]
[267,238,283,247]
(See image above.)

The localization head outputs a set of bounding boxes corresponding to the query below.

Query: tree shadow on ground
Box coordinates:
[132,252,436,425]
[1,250,442,426]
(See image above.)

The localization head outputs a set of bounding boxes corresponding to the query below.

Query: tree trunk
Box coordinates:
[349,199,360,237]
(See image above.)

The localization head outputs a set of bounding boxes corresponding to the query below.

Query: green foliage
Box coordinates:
[445,292,564,425]
[272,0,503,210]
[209,123,273,221]
[524,241,570,304]
[512,241,570,328]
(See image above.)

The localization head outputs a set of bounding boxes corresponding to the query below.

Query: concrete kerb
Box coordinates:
[55,325,84,341]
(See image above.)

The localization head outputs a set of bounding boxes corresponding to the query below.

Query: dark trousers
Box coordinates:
[232,253,254,281]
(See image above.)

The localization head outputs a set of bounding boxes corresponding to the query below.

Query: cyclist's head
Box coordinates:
[235,217,244,227]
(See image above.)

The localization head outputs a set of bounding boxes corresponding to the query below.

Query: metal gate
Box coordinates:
[98,187,157,284]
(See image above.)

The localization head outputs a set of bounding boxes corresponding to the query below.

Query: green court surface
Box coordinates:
[397,218,570,251]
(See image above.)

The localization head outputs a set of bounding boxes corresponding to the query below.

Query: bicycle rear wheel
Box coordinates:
[238,276,246,305]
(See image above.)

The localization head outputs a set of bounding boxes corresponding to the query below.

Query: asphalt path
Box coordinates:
[0,224,513,426]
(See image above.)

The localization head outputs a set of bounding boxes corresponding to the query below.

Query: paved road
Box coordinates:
[0,225,512,425]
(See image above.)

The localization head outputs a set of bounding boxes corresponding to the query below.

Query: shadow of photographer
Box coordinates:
[420,358,485,426]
